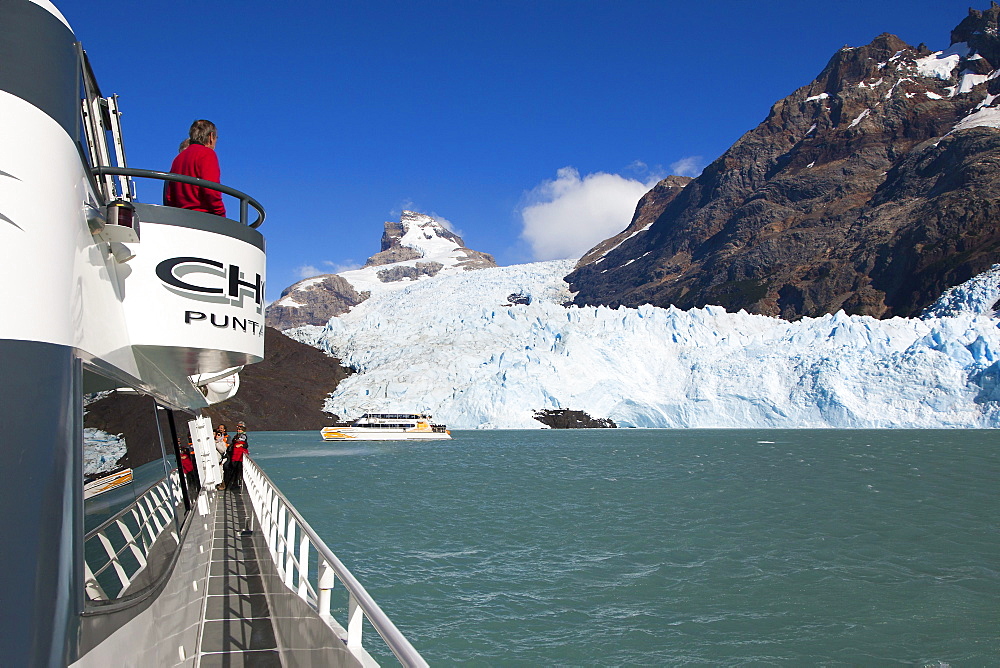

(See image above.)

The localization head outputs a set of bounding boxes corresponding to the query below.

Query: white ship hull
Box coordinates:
[321,426,452,441]
[322,413,451,440]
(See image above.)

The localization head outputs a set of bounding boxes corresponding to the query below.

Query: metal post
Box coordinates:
[284,516,296,589]
[275,504,287,580]
[318,560,335,620]
[98,533,130,592]
[83,562,107,602]
[298,532,310,601]
[269,492,280,555]
[347,594,364,648]
[106,95,135,200]
[117,519,147,569]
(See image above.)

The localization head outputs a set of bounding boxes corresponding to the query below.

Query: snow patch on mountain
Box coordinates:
[273,212,481,310]
[268,211,496,329]
[953,104,1000,132]
[915,43,969,80]
[289,260,1000,429]
[338,211,492,295]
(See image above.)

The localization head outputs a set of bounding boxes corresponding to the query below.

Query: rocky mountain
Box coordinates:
[266,211,496,329]
[568,5,1000,320]
[202,327,353,431]
[265,274,367,331]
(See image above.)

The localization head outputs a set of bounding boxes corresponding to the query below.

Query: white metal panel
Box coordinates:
[189,416,222,488]
[0,90,141,378]
[120,220,266,365]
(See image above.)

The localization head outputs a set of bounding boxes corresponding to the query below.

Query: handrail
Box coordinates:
[91,166,266,228]
[84,471,183,601]
[242,456,428,668]
[84,471,177,541]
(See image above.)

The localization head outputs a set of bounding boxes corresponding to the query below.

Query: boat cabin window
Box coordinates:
[82,379,188,603]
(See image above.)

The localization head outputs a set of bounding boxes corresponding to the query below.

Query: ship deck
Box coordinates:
[200,486,282,666]
[76,462,412,668]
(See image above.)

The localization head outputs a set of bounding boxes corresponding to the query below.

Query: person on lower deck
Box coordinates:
[214,424,229,462]
[180,446,199,499]
[220,431,247,491]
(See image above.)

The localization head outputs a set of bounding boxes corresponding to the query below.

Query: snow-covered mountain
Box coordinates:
[288,261,1000,429]
[267,211,495,329]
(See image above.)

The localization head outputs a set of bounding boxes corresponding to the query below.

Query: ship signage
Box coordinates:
[120,220,266,361]
[155,256,264,313]
[183,310,263,336]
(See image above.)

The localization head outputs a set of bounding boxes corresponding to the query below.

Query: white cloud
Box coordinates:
[627,160,666,181]
[670,155,705,177]
[295,264,323,280]
[295,260,361,280]
[519,167,656,261]
[323,260,362,273]
[394,201,416,217]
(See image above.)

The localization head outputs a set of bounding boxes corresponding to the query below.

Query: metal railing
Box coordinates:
[90,166,266,228]
[84,470,184,601]
[242,457,429,668]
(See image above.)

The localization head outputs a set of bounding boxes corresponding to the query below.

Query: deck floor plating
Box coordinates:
[198,487,282,667]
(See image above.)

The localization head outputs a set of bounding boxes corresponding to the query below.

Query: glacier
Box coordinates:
[289,261,1000,429]
[83,428,127,477]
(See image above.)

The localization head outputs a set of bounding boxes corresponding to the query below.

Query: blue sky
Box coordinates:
[59,0,976,300]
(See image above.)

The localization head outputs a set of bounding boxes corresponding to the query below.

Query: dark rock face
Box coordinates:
[377,261,444,282]
[532,409,617,428]
[265,274,367,331]
[507,292,531,305]
[363,244,423,268]
[202,327,353,431]
[569,7,1000,320]
[952,3,1000,66]
[453,247,497,270]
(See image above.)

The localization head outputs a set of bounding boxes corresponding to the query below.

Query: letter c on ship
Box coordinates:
[155,257,225,294]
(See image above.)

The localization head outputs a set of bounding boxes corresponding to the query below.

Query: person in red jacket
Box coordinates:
[219,432,248,492]
[179,447,199,499]
[164,119,226,216]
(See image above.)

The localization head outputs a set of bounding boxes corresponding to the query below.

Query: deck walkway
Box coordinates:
[197,487,282,667]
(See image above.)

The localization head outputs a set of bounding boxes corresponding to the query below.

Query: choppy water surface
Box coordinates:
[250,429,999,665]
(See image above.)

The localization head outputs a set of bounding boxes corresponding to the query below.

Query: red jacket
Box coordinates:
[164,143,226,216]
[231,444,248,462]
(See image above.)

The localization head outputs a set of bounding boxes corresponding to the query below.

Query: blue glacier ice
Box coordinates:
[288,261,1000,429]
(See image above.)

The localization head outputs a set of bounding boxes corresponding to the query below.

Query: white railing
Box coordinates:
[84,470,183,601]
[242,457,429,668]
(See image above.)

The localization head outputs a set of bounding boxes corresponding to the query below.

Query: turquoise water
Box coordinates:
[250,429,1000,665]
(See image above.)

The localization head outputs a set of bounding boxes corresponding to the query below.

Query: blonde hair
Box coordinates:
[188,119,217,145]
